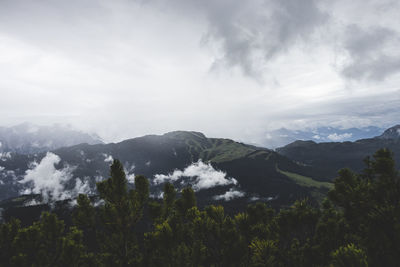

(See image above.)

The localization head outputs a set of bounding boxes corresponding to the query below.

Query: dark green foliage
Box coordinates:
[176,187,196,216]
[0,218,20,265]
[328,148,400,266]
[1,149,400,266]
[330,243,368,267]
[96,159,149,266]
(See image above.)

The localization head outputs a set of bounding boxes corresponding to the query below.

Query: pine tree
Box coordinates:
[96,159,149,266]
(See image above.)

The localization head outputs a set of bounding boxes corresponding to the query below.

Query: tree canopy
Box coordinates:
[1,149,399,266]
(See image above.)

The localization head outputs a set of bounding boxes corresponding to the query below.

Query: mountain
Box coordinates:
[262,126,383,148]
[376,125,400,140]
[276,125,400,181]
[0,131,330,208]
[0,122,103,154]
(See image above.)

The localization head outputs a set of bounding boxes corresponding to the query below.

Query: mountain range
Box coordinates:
[0,130,328,209]
[277,125,400,180]
[0,124,399,216]
[261,126,384,148]
[0,122,103,154]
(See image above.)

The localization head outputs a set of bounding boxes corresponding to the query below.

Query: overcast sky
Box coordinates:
[1,0,400,143]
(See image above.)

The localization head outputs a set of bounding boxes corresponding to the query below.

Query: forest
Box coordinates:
[0,148,399,267]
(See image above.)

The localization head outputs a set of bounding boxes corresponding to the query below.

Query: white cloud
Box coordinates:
[124,163,136,184]
[0,166,4,185]
[0,152,11,161]
[214,188,245,201]
[327,132,352,141]
[73,178,91,196]
[24,199,40,206]
[19,152,91,202]
[95,175,105,182]
[153,160,238,191]
[127,174,135,184]
[94,199,105,207]
[103,153,113,163]
[150,191,164,199]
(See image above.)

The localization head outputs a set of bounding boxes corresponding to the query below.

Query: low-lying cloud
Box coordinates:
[19,152,91,202]
[213,188,245,201]
[153,160,238,191]
[0,152,11,161]
[124,162,136,184]
[327,132,352,141]
[103,153,113,163]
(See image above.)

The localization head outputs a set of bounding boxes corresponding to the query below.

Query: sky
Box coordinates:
[1,0,400,144]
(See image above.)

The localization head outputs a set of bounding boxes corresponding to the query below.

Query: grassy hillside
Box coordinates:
[277,167,333,190]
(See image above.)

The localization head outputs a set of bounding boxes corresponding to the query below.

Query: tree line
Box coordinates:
[1,148,400,266]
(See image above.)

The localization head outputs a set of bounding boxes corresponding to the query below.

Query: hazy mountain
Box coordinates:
[0,123,103,154]
[276,125,400,181]
[0,131,329,207]
[376,125,400,140]
[262,126,383,148]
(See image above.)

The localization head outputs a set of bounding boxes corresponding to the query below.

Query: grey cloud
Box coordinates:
[340,25,400,81]
[198,0,327,77]
[152,0,327,78]
[1,0,400,144]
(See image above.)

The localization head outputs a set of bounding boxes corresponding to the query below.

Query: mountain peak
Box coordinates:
[163,131,207,140]
[376,125,400,140]
[283,140,317,148]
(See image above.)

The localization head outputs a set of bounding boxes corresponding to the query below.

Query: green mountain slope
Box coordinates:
[277,125,400,181]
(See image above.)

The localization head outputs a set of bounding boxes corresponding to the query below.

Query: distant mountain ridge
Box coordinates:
[277,124,400,181]
[261,126,383,148]
[0,123,103,154]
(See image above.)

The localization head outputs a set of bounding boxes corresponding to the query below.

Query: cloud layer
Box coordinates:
[0,0,399,143]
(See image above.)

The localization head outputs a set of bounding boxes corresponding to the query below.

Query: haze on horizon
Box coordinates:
[1,0,400,144]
